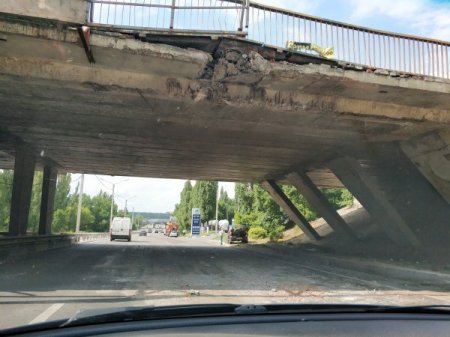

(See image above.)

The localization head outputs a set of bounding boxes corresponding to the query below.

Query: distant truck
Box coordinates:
[219,220,230,232]
[110,217,132,241]
[152,222,166,233]
[165,222,179,237]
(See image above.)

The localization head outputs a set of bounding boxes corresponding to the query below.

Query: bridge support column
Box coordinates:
[9,145,36,236]
[39,165,57,235]
[286,172,355,239]
[328,157,420,248]
[261,180,320,241]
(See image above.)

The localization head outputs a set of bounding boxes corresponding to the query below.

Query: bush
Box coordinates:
[268,225,285,242]
[248,226,268,240]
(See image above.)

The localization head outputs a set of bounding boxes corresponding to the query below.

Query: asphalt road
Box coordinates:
[1,233,450,330]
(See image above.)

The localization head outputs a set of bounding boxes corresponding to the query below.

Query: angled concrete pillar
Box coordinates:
[261,180,320,241]
[286,172,355,239]
[39,165,57,235]
[9,145,36,236]
[328,157,420,248]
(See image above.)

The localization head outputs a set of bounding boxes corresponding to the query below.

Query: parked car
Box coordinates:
[139,229,147,236]
[147,228,152,233]
[169,230,178,237]
[227,227,248,244]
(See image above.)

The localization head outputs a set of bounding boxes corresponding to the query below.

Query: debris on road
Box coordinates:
[187,290,201,296]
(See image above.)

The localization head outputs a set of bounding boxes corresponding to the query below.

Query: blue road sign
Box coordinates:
[191,208,201,235]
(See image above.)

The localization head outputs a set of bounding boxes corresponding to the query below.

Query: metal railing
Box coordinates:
[88,0,249,34]
[87,0,450,79]
[246,2,450,79]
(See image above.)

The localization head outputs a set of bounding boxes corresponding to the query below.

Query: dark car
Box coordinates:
[227,227,248,244]
[139,230,147,236]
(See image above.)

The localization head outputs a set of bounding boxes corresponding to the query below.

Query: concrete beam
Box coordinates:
[38,165,57,235]
[261,180,320,241]
[0,0,88,24]
[401,131,450,204]
[286,172,355,239]
[328,157,420,248]
[9,144,35,236]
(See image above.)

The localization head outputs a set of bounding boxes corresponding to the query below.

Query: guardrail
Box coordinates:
[0,233,109,263]
[87,0,450,79]
[88,0,248,34]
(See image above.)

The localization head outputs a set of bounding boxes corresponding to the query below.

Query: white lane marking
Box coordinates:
[29,303,64,325]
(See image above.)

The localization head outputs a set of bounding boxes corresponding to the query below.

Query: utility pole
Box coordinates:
[215,184,219,233]
[108,178,128,223]
[75,173,84,233]
[124,195,135,217]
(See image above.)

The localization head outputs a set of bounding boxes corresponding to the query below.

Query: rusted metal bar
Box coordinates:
[238,0,245,31]
[77,26,95,64]
[169,0,176,29]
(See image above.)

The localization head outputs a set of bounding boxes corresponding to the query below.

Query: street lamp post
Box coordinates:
[109,183,115,226]
[215,185,219,233]
[109,178,128,226]
[75,173,84,233]
[123,195,135,216]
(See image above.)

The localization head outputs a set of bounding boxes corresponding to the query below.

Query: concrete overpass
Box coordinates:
[0,0,449,254]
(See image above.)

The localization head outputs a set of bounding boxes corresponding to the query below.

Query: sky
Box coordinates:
[256,0,450,41]
[75,0,450,213]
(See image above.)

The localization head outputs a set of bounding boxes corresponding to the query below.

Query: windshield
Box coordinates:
[1,0,450,331]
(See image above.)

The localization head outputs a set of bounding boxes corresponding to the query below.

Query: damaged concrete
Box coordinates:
[0,14,449,189]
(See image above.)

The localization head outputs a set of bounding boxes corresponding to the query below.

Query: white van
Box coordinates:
[110,217,132,241]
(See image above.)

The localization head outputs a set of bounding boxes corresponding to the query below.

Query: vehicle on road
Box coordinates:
[147,228,152,233]
[228,227,248,244]
[110,217,132,241]
[219,219,230,232]
[139,229,147,236]
[165,221,180,237]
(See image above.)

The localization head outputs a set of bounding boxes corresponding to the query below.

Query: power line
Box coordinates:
[95,175,112,191]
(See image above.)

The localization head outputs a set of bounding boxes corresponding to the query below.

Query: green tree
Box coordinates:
[252,184,286,233]
[174,180,193,231]
[88,191,114,232]
[54,173,71,211]
[53,208,71,233]
[321,188,353,209]
[133,214,144,229]
[191,181,218,223]
[282,185,317,221]
[233,181,356,241]
[234,183,285,235]
[235,183,253,214]
[53,204,94,233]
[218,187,234,223]
[0,170,13,232]
[28,171,43,233]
